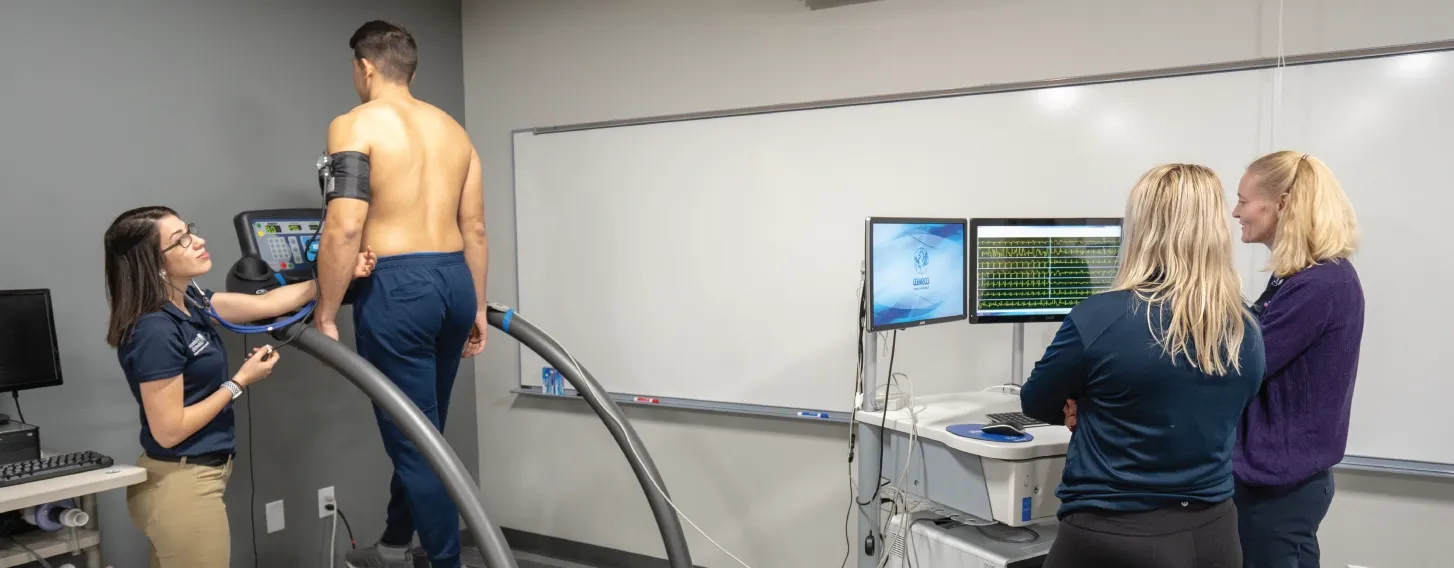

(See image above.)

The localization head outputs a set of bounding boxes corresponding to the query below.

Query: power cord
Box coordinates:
[523,315,755,568]
[322,502,359,567]
[243,335,260,568]
[858,329,896,509]
[843,281,894,568]
[842,281,867,568]
[327,503,339,568]
[336,506,357,549]
[11,392,24,424]
[0,534,52,568]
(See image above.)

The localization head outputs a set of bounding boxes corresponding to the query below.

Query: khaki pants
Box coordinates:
[126,454,233,568]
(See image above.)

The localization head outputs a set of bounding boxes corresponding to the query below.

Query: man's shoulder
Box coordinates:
[333,102,399,131]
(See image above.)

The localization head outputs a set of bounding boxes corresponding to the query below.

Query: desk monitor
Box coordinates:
[866,217,968,332]
[233,209,323,273]
[0,289,63,393]
[968,218,1123,324]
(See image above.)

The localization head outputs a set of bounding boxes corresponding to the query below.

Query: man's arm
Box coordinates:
[459,147,488,309]
[315,113,372,333]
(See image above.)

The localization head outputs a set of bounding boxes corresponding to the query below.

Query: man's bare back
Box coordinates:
[315,91,488,357]
[342,98,474,257]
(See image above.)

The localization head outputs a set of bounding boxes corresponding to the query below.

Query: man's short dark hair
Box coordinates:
[350,20,417,83]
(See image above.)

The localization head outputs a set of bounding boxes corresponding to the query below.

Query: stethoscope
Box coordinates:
[171,277,316,335]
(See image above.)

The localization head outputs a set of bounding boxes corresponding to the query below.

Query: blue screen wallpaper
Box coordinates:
[871,222,967,329]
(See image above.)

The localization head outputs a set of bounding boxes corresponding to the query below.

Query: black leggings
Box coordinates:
[1043,500,1241,568]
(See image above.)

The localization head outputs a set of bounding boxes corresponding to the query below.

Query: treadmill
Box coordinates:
[224,209,692,568]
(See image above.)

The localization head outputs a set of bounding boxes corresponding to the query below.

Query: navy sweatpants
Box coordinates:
[1234,469,1335,568]
[353,252,477,568]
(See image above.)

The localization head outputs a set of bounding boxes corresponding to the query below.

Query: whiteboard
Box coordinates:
[512,47,1454,466]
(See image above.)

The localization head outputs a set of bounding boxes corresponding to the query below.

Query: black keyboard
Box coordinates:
[0,451,115,488]
[985,412,1047,428]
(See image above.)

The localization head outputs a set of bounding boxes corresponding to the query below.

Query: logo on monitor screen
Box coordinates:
[914,247,930,274]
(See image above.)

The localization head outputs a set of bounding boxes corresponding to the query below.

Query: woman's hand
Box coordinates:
[1063,399,1078,433]
[235,345,281,387]
[354,246,377,278]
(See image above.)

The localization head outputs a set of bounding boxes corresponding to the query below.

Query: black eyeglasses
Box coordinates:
[161,223,199,253]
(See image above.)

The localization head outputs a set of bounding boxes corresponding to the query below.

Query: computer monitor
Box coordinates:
[968,218,1123,324]
[0,289,63,393]
[866,217,968,332]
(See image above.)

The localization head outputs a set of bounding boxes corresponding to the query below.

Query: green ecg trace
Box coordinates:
[975,236,1122,311]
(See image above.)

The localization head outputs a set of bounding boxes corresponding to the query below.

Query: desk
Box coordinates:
[0,455,145,568]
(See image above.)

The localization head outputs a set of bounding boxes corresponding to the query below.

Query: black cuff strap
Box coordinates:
[318,151,372,203]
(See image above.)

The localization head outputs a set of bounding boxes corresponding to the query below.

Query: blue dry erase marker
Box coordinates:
[798,411,830,419]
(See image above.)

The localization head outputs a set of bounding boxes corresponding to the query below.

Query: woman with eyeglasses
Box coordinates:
[103,206,375,568]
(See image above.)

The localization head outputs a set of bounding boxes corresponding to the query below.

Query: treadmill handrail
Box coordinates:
[485,303,693,568]
[281,325,519,568]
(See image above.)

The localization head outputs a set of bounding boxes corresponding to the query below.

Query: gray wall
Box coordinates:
[462,1,1454,567]
[0,1,471,566]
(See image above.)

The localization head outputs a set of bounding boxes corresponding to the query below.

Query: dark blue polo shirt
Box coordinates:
[117,287,235,458]
[1020,290,1265,518]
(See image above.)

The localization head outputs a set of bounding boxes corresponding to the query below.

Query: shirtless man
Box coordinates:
[312,21,487,568]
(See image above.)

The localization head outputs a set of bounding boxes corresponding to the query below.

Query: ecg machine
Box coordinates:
[854,216,1122,568]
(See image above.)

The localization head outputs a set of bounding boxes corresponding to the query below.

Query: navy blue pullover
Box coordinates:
[1020,290,1265,517]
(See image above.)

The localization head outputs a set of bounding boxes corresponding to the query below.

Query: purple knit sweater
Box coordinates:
[1234,259,1365,487]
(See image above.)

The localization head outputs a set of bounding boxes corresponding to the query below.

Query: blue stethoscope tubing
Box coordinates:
[185,279,316,335]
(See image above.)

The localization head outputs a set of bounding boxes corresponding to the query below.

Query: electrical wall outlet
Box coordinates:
[266,500,285,533]
[318,486,336,518]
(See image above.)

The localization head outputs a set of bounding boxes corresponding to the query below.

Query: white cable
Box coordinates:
[889,372,924,568]
[528,320,755,568]
[982,384,1021,395]
[328,508,338,568]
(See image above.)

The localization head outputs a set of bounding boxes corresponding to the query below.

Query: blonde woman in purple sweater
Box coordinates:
[1231,151,1364,568]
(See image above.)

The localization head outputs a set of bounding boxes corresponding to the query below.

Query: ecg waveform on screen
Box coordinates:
[978,298,1087,309]
[977,246,1120,259]
[975,234,1122,312]
[985,237,1122,247]
[977,258,1120,269]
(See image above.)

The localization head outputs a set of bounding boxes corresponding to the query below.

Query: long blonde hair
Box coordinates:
[1112,164,1252,375]
[1246,151,1359,277]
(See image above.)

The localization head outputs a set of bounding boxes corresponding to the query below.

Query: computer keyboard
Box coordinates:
[0,451,115,488]
[985,412,1047,429]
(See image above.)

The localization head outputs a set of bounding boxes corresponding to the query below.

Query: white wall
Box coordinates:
[461,1,1454,567]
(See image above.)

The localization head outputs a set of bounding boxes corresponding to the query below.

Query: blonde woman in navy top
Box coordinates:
[1232,151,1364,568]
[1022,164,1265,568]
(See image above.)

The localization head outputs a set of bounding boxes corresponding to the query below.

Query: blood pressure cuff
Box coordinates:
[317,151,372,203]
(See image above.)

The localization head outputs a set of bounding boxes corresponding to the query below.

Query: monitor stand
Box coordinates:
[1010,322,1025,386]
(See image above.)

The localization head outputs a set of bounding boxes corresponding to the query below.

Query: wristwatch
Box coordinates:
[221,380,244,400]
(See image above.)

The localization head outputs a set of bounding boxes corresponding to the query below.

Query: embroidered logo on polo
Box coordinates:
[188,332,210,356]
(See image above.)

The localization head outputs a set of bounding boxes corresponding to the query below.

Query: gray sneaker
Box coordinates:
[345,544,426,568]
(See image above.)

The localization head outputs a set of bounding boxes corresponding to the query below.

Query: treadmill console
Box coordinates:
[227,208,361,309]
[235,209,324,273]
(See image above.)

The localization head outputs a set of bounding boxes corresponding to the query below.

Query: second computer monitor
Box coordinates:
[969,218,1123,324]
[867,217,968,332]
